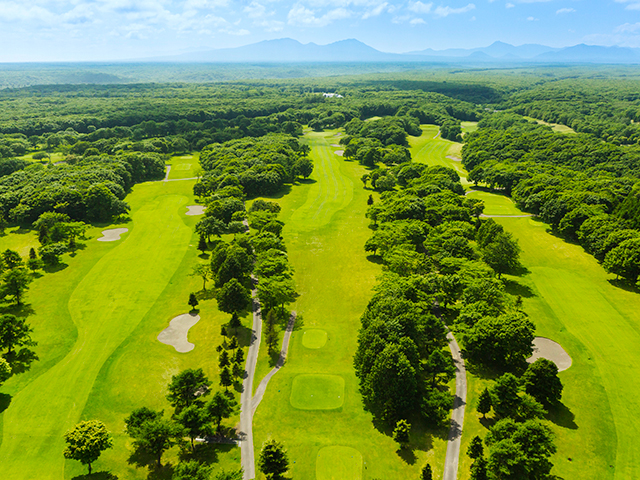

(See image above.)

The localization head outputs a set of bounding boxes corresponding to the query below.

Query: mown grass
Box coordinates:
[0,179,242,479]
[167,153,202,180]
[252,131,449,479]
[411,126,623,480]
[523,116,577,134]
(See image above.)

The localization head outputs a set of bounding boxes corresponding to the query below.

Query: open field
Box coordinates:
[410,125,626,480]
[252,131,449,479]
[167,153,201,180]
[524,116,577,134]
[0,178,242,479]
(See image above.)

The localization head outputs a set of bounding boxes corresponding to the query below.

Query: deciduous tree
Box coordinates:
[63,420,113,475]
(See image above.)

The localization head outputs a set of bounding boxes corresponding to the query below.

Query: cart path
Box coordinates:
[251,312,296,414]
[443,329,467,480]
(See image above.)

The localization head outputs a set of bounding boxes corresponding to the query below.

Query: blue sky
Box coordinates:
[2,0,640,61]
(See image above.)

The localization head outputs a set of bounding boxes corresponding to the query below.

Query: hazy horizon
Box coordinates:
[2,1,640,62]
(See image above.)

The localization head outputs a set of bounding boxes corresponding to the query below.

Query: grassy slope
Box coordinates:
[167,153,202,180]
[252,131,449,479]
[0,179,241,479]
[409,125,623,480]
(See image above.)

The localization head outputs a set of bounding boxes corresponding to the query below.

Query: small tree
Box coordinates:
[522,358,563,406]
[1,267,33,305]
[0,357,12,385]
[197,235,208,254]
[175,404,206,450]
[124,407,163,438]
[216,278,251,317]
[367,194,374,206]
[218,349,230,369]
[133,417,178,468]
[167,368,211,411]
[258,439,289,480]
[229,312,242,333]
[63,420,113,475]
[0,314,36,355]
[477,387,492,419]
[188,292,199,310]
[220,366,233,390]
[234,347,244,365]
[467,435,484,460]
[392,419,411,449]
[205,391,236,434]
[421,463,433,480]
[190,264,212,291]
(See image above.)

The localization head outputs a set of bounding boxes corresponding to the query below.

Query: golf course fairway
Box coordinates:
[0,178,240,479]
[251,131,450,480]
[410,125,631,480]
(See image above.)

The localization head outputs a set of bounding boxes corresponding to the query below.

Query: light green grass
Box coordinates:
[302,329,328,349]
[167,153,201,179]
[523,116,576,134]
[411,126,623,479]
[465,190,522,216]
[0,179,242,479]
[408,125,469,184]
[461,121,478,135]
[252,130,449,480]
[290,374,345,410]
[316,446,363,480]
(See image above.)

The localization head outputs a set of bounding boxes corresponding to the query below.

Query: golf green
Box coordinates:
[290,374,345,410]
[316,446,363,480]
[302,329,328,349]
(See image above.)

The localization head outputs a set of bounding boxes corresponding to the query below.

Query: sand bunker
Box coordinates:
[527,337,572,371]
[330,144,341,148]
[334,150,344,157]
[185,205,206,216]
[97,228,128,242]
[157,313,201,353]
[446,155,462,162]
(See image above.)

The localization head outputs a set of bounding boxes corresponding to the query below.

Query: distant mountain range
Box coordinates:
[150,38,640,64]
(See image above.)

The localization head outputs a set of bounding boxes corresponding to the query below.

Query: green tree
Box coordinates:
[491,373,521,419]
[173,460,212,480]
[205,391,236,434]
[2,249,23,270]
[0,357,12,385]
[188,292,199,310]
[216,278,252,316]
[467,435,484,460]
[124,407,163,438]
[477,387,492,419]
[167,368,211,411]
[220,366,233,390]
[218,349,230,369]
[522,358,563,406]
[482,231,521,279]
[257,276,298,314]
[470,457,488,480]
[258,439,289,480]
[133,417,179,468]
[175,404,206,450]
[0,314,36,356]
[63,420,113,475]
[190,264,212,291]
[1,267,33,305]
[392,419,411,449]
[197,235,208,254]
[424,349,456,387]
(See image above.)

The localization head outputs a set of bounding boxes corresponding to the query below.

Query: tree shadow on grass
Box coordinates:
[0,302,35,317]
[366,254,383,265]
[546,401,578,430]
[397,447,417,465]
[607,278,640,294]
[0,393,11,414]
[72,473,118,480]
[178,441,235,465]
[198,252,210,260]
[252,185,292,201]
[296,178,317,185]
[43,262,68,274]
[503,279,536,298]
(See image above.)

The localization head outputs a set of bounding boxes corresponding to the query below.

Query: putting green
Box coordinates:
[174,163,192,171]
[302,329,328,349]
[316,446,363,480]
[290,374,345,410]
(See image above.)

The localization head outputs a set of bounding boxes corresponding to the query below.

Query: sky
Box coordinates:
[2,0,640,62]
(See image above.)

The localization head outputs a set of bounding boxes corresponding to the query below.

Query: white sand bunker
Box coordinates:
[185,205,206,216]
[446,155,462,162]
[334,150,344,157]
[97,228,128,242]
[527,337,572,371]
[330,144,341,148]
[157,313,201,353]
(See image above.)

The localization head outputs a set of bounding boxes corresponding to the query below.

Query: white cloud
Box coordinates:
[527,16,538,21]
[410,17,426,24]
[255,19,285,31]
[556,8,575,14]
[615,0,640,7]
[506,3,515,8]
[243,2,266,19]
[615,22,640,33]
[433,3,475,17]
[408,1,432,14]
[362,2,388,19]
[0,2,52,22]
[287,4,351,27]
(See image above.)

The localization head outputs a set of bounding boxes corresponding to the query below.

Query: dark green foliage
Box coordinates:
[63,420,113,475]
[166,368,210,411]
[175,404,207,450]
[173,460,212,480]
[188,292,199,310]
[124,407,163,438]
[258,439,289,480]
[522,358,563,406]
[421,463,433,480]
[477,387,492,418]
[1,267,32,305]
[220,366,232,390]
[205,391,236,434]
[132,417,179,467]
[467,435,484,460]
[216,278,252,315]
[491,373,522,419]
